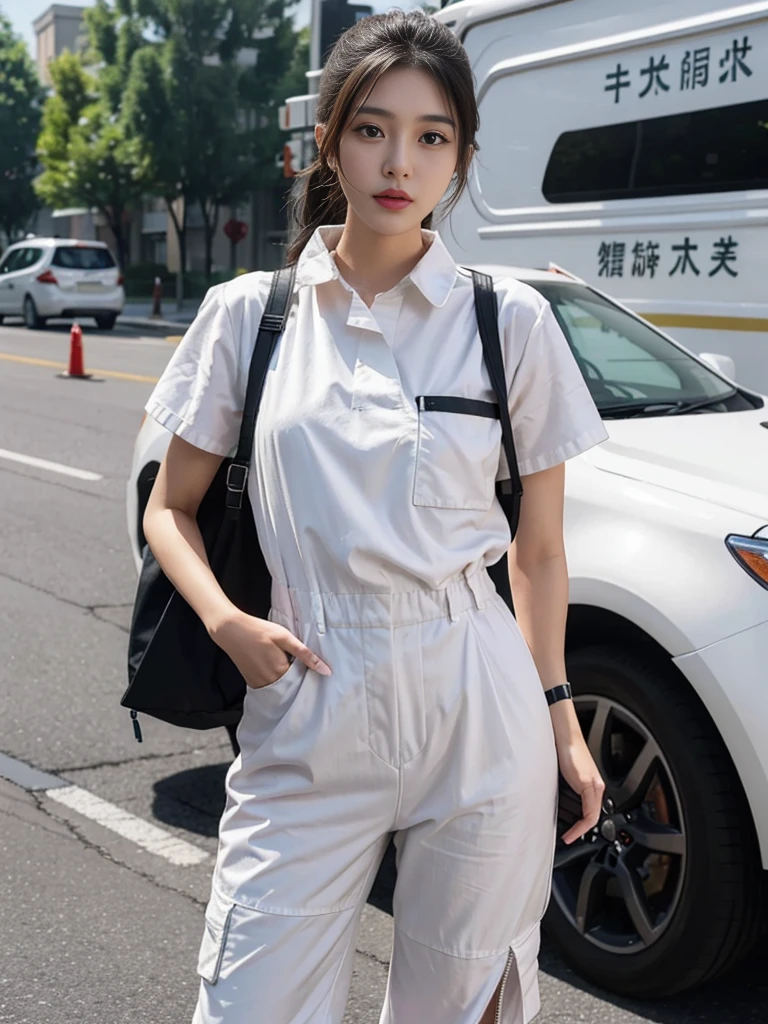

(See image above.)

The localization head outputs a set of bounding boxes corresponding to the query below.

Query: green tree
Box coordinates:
[0,16,46,247]
[35,52,143,269]
[120,0,304,287]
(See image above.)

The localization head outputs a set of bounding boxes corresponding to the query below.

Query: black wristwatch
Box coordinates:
[544,682,573,706]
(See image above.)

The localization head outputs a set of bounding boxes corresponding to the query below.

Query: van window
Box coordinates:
[52,246,116,270]
[543,99,768,202]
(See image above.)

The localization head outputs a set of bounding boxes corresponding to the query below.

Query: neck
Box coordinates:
[331,212,430,307]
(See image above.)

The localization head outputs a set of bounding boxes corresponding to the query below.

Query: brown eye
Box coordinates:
[354,125,382,139]
[422,131,448,146]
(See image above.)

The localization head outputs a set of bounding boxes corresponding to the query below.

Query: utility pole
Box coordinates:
[310,0,323,72]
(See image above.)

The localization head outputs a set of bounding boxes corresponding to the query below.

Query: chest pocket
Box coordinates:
[413,395,502,511]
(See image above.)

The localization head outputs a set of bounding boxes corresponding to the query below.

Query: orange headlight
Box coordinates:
[725,535,768,590]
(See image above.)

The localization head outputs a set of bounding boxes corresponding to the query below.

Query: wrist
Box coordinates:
[206,604,245,643]
[548,696,582,743]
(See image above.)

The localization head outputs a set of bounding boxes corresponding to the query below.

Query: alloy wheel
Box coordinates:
[552,695,686,954]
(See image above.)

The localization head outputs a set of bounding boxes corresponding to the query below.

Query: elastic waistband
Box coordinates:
[270,567,497,634]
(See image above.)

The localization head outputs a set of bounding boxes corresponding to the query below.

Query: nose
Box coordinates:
[382,135,412,181]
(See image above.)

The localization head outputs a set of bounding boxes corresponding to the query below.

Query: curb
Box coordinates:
[118,316,194,331]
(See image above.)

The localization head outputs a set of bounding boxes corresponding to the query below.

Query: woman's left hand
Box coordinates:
[550,701,606,844]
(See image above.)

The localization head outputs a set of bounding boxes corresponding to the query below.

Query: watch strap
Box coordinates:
[545,683,573,706]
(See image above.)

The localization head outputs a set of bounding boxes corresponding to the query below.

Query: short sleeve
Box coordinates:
[498,294,608,478]
[143,284,243,457]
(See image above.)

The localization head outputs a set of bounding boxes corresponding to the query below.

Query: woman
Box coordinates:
[142,10,608,1023]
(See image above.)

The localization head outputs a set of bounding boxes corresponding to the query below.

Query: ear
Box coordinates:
[315,123,336,171]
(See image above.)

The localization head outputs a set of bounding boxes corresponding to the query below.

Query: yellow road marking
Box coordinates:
[165,335,183,345]
[643,313,768,333]
[0,352,159,383]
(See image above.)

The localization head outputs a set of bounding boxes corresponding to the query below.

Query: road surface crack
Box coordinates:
[31,790,208,909]
[0,566,134,631]
[59,742,231,774]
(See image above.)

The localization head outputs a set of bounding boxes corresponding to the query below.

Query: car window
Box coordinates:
[24,247,44,268]
[12,247,43,271]
[52,246,115,270]
[0,249,26,274]
[529,282,755,415]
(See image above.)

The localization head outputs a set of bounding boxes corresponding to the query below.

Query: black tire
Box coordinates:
[545,644,763,997]
[0,314,4,325]
[95,313,117,330]
[23,295,45,330]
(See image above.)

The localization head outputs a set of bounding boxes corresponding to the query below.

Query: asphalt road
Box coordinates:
[0,317,766,1024]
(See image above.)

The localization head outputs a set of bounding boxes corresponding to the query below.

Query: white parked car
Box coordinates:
[0,237,124,330]
[126,267,768,999]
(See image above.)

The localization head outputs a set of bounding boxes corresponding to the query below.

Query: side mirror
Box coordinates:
[699,352,736,381]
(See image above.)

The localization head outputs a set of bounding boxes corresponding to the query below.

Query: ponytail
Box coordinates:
[285,158,347,266]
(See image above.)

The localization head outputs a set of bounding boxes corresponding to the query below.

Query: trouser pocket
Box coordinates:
[197,886,235,985]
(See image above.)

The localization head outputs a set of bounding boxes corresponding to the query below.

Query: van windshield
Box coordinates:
[52,246,115,270]
[529,282,755,418]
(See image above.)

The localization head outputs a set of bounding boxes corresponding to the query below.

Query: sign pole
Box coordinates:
[310,0,322,72]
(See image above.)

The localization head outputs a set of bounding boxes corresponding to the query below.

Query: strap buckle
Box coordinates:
[226,463,248,493]
[260,313,285,332]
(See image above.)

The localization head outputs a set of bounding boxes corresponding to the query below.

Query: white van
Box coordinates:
[433,0,768,391]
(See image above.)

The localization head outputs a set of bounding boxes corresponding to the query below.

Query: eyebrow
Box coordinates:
[354,105,456,129]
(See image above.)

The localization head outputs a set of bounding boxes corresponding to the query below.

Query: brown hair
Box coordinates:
[285,8,479,264]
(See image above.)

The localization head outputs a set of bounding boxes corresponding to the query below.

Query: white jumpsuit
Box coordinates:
[144,224,608,1024]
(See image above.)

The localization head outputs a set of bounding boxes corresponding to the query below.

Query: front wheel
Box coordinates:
[95,313,117,331]
[545,644,763,997]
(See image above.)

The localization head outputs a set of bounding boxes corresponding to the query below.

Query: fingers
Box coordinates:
[280,634,332,676]
[561,778,605,845]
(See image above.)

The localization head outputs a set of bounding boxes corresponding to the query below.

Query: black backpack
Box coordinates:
[122,266,522,740]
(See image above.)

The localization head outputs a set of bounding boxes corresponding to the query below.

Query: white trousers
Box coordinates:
[192,567,558,1024]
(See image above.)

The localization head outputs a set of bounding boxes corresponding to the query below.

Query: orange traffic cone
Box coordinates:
[57,323,96,381]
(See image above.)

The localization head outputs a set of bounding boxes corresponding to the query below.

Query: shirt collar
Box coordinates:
[293,223,458,308]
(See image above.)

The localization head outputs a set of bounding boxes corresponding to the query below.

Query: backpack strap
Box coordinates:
[225,265,297,518]
[468,269,524,541]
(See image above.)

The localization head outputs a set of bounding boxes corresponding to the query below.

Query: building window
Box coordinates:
[542,98,768,202]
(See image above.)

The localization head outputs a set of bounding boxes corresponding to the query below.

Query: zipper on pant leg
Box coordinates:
[493,947,514,1024]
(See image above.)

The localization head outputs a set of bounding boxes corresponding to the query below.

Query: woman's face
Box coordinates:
[320,66,461,236]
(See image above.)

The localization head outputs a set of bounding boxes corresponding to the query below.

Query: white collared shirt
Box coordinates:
[144,224,608,593]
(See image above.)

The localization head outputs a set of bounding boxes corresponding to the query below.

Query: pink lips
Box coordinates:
[374,195,413,210]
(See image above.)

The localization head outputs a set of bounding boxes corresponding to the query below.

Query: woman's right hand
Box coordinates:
[208,609,332,689]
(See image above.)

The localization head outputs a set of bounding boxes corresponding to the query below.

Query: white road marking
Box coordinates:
[0,447,103,481]
[45,784,210,867]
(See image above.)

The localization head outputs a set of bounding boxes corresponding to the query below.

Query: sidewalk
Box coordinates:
[118,299,201,332]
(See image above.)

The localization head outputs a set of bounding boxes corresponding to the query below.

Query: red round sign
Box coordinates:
[223,218,248,244]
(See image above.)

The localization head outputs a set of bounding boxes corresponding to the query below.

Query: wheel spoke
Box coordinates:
[627,820,685,856]
[554,840,597,871]
[574,859,603,934]
[614,859,657,945]
[586,698,611,781]
[615,737,658,808]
